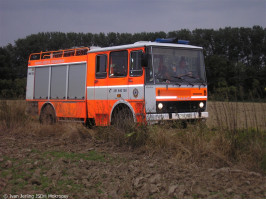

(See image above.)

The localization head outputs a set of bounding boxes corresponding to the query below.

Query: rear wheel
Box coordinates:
[181,120,188,129]
[84,118,95,129]
[39,105,56,125]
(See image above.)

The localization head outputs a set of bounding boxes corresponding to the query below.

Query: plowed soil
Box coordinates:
[0,126,265,199]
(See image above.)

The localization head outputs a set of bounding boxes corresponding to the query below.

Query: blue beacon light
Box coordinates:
[155,38,189,45]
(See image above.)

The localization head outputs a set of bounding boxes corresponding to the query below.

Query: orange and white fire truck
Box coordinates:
[26,39,208,126]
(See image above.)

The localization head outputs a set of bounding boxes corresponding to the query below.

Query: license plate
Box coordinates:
[173,113,194,119]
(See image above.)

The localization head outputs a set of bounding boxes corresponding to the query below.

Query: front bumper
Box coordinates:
[146,112,208,121]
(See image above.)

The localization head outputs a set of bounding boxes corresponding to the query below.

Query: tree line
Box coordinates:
[0,26,265,100]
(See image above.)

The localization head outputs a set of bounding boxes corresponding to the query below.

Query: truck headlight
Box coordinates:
[199,102,204,108]
[158,103,163,110]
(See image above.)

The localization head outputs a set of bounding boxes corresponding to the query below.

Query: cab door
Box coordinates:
[128,50,146,122]
[94,53,109,125]
[128,50,145,100]
[108,50,129,103]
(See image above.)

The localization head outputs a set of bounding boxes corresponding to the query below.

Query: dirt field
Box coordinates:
[0,126,265,198]
[0,101,265,198]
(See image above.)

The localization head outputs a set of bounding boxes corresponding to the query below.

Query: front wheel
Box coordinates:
[39,105,56,125]
[111,106,134,131]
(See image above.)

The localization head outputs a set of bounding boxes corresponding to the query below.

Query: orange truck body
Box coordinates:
[26,41,208,126]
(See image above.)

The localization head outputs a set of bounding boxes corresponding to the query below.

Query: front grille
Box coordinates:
[156,101,206,113]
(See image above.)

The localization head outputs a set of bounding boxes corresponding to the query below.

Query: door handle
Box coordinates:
[128,78,133,82]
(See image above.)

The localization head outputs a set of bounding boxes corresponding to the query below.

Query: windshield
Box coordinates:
[145,46,206,85]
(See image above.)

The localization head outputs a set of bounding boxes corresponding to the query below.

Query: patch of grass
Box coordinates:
[4,170,29,194]
[207,101,266,131]
[39,175,50,190]
[57,179,83,192]
[0,150,108,196]
[87,181,104,195]
[86,108,266,172]
[31,149,41,154]
[123,191,134,198]
[210,191,225,198]
[1,100,265,174]
[45,150,106,162]
[260,152,266,172]
[0,100,28,131]
[97,188,104,194]
[192,193,200,199]
[126,124,149,148]
[1,169,11,178]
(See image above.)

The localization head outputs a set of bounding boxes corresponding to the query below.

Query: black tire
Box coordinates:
[111,105,134,131]
[181,120,188,129]
[84,118,95,129]
[39,105,56,125]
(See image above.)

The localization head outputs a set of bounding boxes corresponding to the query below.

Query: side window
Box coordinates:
[145,47,154,84]
[109,51,128,77]
[96,54,107,79]
[130,50,143,77]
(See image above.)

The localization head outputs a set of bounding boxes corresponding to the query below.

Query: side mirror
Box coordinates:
[141,53,148,68]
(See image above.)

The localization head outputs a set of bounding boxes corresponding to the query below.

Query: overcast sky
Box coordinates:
[0,0,265,47]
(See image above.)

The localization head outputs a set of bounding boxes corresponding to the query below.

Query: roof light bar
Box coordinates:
[155,38,177,43]
[177,40,189,44]
[155,38,189,45]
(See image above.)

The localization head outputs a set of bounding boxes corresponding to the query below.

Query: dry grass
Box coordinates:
[146,124,265,171]
[0,100,92,142]
[207,101,266,131]
[0,100,28,134]
[0,100,265,173]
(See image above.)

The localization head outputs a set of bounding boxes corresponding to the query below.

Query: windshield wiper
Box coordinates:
[179,74,197,79]
[171,75,182,80]
[156,77,171,83]
[171,75,194,87]
[178,74,207,87]
[155,76,182,86]
[197,78,207,88]
[190,76,207,88]
[169,75,183,86]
